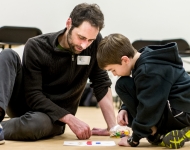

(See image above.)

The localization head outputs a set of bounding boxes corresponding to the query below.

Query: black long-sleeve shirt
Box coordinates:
[22,29,111,123]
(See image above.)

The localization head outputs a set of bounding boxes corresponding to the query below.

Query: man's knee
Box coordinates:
[0,49,21,68]
[20,111,52,129]
[3,111,64,141]
[1,48,19,59]
[19,112,63,140]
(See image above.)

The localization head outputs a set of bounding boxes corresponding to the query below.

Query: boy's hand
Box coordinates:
[59,114,91,140]
[117,110,128,126]
[118,136,131,147]
[151,126,157,135]
[91,127,110,136]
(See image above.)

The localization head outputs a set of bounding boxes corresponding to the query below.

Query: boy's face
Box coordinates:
[104,58,132,76]
[67,21,99,54]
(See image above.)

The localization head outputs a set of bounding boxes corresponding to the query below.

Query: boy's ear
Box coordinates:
[66,18,72,30]
[121,56,130,64]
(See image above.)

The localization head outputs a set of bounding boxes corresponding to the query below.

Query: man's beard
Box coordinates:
[67,30,82,54]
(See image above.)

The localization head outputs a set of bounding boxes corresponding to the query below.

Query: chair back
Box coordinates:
[132,40,160,50]
[161,39,190,56]
[132,38,190,56]
[0,26,42,49]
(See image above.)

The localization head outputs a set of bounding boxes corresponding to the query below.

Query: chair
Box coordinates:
[0,26,42,49]
[132,38,190,74]
[132,40,161,50]
[79,83,98,107]
[161,39,190,56]
[132,38,190,56]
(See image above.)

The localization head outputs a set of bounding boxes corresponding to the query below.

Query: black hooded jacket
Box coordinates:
[130,42,190,141]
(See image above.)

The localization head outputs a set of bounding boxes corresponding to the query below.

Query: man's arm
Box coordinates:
[92,88,116,135]
[59,88,116,138]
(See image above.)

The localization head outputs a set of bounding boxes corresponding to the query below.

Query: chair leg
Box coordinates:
[0,45,5,50]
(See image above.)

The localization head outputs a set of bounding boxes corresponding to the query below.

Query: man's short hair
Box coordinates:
[69,3,104,31]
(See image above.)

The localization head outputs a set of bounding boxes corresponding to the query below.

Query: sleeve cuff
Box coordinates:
[132,133,141,142]
[118,104,127,113]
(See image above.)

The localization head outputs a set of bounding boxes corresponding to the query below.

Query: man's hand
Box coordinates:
[117,110,128,126]
[91,127,110,136]
[59,114,91,140]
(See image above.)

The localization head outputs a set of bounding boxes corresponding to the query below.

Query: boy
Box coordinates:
[97,33,190,149]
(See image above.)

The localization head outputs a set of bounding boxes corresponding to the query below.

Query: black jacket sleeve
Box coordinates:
[132,69,172,142]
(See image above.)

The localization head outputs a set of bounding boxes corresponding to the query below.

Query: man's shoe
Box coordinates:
[0,124,5,145]
[162,126,190,149]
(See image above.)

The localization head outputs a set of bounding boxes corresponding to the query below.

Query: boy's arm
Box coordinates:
[131,74,171,142]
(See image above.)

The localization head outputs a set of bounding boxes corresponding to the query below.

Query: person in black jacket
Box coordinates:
[0,3,116,142]
[97,33,190,149]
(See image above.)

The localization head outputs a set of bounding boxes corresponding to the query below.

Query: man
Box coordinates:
[0,3,116,143]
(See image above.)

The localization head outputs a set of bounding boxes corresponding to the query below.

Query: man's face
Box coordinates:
[67,21,99,54]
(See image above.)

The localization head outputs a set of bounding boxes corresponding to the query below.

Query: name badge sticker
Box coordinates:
[77,56,91,65]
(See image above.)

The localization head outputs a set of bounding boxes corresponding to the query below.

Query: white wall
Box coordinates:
[1,0,190,43]
[1,0,190,96]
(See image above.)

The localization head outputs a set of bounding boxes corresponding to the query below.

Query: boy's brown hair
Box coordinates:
[97,33,136,69]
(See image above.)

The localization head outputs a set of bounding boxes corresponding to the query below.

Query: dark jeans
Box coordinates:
[115,76,190,135]
[0,49,65,140]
